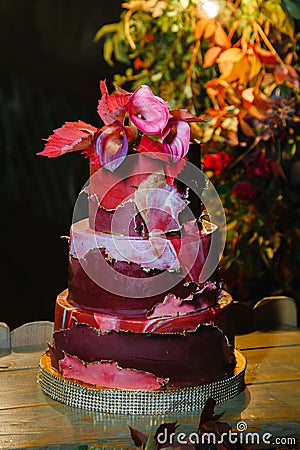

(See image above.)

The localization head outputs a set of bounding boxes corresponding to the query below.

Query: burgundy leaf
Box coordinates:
[170,109,204,122]
[128,425,148,448]
[199,398,217,427]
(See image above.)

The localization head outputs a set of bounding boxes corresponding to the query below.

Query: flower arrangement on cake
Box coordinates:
[38,80,201,173]
[95,0,300,305]
[38,81,246,414]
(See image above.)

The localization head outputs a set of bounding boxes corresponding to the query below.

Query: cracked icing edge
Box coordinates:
[70,218,181,270]
[147,280,219,318]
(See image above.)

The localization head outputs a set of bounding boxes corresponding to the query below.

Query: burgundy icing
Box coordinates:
[54,289,234,344]
[67,252,220,316]
[89,196,142,236]
[49,322,236,387]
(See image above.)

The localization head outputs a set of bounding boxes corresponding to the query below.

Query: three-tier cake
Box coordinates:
[38,81,245,414]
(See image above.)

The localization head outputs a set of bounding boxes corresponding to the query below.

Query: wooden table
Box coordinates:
[0,330,299,449]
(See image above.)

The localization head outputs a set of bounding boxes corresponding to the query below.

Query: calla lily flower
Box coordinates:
[128,85,170,134]
[95,121,128,172]
[162,120,191,163]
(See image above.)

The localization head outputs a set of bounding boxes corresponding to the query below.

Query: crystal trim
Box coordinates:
[38,351,246,415]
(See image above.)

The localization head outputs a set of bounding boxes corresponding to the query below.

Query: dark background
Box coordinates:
[0,0,124,328]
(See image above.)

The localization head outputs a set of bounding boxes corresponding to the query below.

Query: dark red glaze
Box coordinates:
[67,251,220,316]
[54,289,234,345]
[49,322,236,387]
[89,197,142,236]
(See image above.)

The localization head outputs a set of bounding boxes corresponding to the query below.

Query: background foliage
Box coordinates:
[96,0,300,305]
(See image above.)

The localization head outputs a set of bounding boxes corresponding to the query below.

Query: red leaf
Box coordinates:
[170,109,204,122]
[135,136,187,182]
[38,121,97,158]
[254,45,277,65]
[97,79,130,125]
[165,158,186,185]
[135,135,164,155]
[274,64,300,88]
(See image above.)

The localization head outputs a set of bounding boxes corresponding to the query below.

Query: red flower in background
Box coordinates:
[232,181,257,199]
[203,151,232,174]
[245,153,271,178]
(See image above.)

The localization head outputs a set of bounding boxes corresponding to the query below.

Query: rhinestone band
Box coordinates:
[38,351,246,415]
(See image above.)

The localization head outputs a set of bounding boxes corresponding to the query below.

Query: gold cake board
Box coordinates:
[38,351,246,415]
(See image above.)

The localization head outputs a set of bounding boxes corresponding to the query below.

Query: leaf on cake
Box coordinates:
[38,121,97,157]
[97,79,130,125]
[59,354,167,390]
[135,134,164,156]
[134,172,187,234]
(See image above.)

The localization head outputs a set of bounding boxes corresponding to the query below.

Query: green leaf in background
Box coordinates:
[94,22,121,42]
[283,0,300,18]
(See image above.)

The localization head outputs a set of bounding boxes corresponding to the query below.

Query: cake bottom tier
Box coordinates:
[48,290,236,391]
[38,350,246,415]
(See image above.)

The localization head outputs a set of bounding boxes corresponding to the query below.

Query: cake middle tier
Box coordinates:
[67,219,221,316]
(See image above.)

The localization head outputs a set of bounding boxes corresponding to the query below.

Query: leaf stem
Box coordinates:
[124,9,136,50]
[253,22,287,72]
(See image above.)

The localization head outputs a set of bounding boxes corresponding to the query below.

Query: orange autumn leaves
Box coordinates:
[194,15,299,147]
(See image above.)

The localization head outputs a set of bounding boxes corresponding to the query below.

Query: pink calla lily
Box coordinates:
[128,85,170,134]
[162,120,191,163]
[95,121,128,172]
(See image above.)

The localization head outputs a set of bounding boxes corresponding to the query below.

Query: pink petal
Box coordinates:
[60,354,167,390]
[162,120,190,163]
[95,121,128,172]
[37,121,97,157]
[128,85,170,134]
